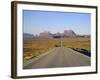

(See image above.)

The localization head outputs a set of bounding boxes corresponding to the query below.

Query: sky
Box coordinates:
[23,10,91,35]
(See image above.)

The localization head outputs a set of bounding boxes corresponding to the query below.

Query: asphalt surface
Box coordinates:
[23,47,90,69]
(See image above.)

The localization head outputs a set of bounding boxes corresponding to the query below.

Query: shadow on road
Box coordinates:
[70,48,91,57]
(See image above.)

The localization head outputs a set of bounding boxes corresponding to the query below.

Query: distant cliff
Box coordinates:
[38,30,77,39]
[23,33,34,40]
[23,30,90,39]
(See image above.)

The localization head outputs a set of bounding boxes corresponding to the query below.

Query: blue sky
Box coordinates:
[23,10,91,35]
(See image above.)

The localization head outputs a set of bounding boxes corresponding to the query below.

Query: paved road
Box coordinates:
[23,47,90,69]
